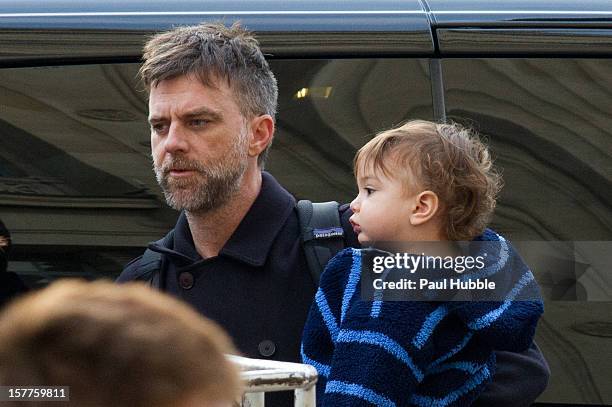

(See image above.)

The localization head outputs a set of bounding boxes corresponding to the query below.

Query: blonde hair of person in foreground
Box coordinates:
[0,280,241,407]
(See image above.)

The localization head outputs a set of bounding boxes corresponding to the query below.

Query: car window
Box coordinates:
[443,58,612,406]
[268,58,433,202]
[0,58,433,285]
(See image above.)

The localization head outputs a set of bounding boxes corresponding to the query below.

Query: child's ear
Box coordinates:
[409,191,439,226]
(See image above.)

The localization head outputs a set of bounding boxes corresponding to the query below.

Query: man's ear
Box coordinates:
[409,190,440,226]
[248,115,274,157]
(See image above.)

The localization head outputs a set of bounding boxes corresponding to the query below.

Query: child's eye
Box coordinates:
[364,187,374,195]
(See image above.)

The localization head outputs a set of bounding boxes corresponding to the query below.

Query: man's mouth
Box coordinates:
[167,169,196,177]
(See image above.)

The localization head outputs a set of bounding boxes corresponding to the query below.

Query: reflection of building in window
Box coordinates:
[0,176,73,196]
[0,118,154,202]
[269,58,434,202]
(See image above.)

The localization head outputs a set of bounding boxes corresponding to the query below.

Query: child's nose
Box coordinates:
[350,196,360,213]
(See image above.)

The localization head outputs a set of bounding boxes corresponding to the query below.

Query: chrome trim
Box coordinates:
[0,10,423,18]
[434,11,612,15]
[0,10,610,18]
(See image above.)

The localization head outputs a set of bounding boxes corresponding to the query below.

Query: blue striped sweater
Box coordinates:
[301,230,543,406]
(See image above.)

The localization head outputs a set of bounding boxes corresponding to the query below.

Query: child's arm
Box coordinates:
[319,298,512,407]
[450,257,544,353]
[303,248,496,406]
[302,248,429,406]
[320,300,433,406]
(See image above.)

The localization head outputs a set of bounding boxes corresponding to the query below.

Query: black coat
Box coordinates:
[120,172,317,363]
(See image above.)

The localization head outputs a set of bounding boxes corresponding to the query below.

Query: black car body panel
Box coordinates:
[0,0,434,62]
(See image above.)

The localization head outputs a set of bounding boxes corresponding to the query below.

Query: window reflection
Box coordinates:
[443,59,612,241]
[443,58,612,405]
[0,59,433,280]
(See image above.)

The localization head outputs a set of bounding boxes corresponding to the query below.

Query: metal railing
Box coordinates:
[229,355,318,407]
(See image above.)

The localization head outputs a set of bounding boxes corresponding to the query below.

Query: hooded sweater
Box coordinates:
[301,229,543,407]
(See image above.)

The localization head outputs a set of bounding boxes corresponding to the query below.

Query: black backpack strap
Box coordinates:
[132,230,174,289]
[297,200,345,285]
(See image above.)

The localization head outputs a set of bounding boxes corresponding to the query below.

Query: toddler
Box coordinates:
[301,120,543,406]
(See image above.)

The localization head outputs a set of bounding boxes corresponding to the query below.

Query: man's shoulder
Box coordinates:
[116,228,175,283]
[116,254,147,283]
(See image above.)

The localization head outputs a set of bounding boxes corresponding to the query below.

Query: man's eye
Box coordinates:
[151,123,167,133]
[190,119,208,127]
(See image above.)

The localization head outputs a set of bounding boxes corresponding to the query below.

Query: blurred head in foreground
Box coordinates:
[0,280,240,407]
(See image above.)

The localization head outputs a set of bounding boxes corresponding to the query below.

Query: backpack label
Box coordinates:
[313,227,344,239]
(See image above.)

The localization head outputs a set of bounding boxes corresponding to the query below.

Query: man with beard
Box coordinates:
[118,22,549,407]
[118,24,317,406]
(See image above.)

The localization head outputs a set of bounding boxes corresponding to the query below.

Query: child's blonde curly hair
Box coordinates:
[354,120,502,240]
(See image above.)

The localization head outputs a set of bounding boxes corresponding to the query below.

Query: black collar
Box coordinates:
[170,172,296,266]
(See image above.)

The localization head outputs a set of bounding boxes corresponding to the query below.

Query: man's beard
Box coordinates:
[153,132,249,213]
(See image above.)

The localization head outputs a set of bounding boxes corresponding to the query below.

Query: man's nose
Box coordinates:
[164,123,189,153]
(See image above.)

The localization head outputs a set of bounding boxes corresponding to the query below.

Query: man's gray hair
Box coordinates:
[140,22,278,166]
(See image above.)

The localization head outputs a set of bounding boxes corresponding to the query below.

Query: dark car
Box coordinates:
[1,1,611,405]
